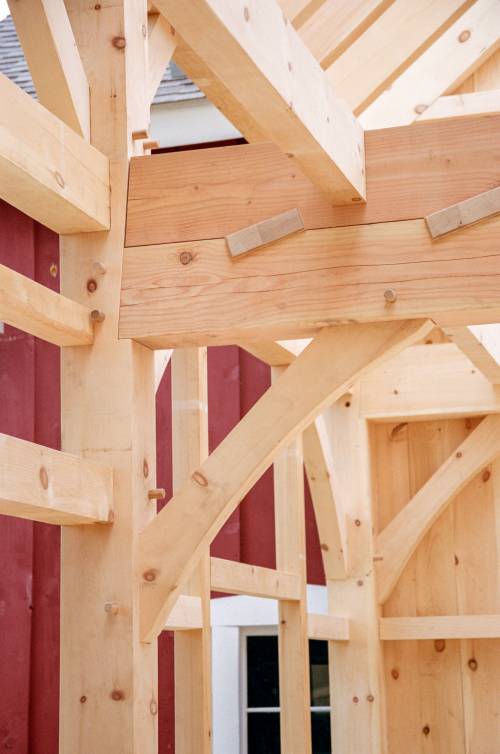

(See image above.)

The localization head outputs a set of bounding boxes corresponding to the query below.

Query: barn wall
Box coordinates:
[0,201,324,752]
[371,419,500,753]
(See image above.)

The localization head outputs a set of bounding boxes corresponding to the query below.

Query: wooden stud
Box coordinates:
[0,72,109,234]
[426,185,500,239]
[0,433,113,525]
[138,319,433,642]
[0,263,94,347]
[226,209,304,257]
[210,557,301,600]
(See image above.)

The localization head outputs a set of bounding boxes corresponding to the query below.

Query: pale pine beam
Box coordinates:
[361,0,500,129]
[164,595,203,631]
[303,415,349,578]
[419,90,500,121]
[308,613,350,641]
[210,557,301,600]
[0,73,109,234]
[0,263,94,347]
[376,414,500,604]
[0,433,113,525]
[147,12,177,105]
[237,339,310,367]
[138,319,433,642]
[359,343,500,422]
[8,0,90,139]
[442,325,500,383]
[277,0,325,27]
[380,614,500,640]
[154,349,173,391]
[154,0,365,204]
[327,0,475,114]
[300,0,395,68]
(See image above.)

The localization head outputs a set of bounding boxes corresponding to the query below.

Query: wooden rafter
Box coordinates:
[0,263,94,347]
[147,12,176,105]
[0,72,109,234]
[138,319,432,642]
[210,557,301,600]
[8,0,90,138]
[153,0,366,203]
[0,433,113,525]
[376,414,500,604]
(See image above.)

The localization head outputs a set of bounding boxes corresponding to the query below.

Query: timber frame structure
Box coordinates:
[1,0,500,752]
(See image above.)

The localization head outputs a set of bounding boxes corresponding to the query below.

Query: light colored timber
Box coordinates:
[303,416,349,578]
[442,325,500,383]
[273,366,312,754]
[59,1,157,751]
[361,0,500,129]
[226,208,304,257]
[376,414,500,604]
[164,595,203,631]
[154,349,173,391]
[419,90,500,121]
[0,72,109,234]
[0,433,112,525]
[147,12,176,105]
[236,340,300,367]
[120,216,500,347]
[0,263,93,347]
[277,0,319,25]
[138,319,432,642]
[327,0,475,114]
[308,613,350,641]
[299,0,395,68]
[380,614,500,640]
[153,0,366,204]
[125,114,500,246]
[7,0,90,138]
[210,557,301,600]
[171,348,212,754]
[426,186,500,239]
[359,342,500,421]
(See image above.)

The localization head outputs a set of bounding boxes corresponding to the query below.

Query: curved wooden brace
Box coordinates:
[138,318,432,642]
[376,413,500,604]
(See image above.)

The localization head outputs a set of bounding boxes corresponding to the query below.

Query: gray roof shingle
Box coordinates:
[0,13,204,105]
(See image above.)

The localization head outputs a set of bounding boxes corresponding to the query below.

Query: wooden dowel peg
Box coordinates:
[148,488,166,500]
[90,309,106,323]
[132,129,149,140]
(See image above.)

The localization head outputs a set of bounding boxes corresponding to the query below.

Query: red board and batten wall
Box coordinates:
[0,200,325,753]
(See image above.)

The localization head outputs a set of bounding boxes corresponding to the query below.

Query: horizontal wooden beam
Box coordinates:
[120,216,500,347]
[0,433,113,525]
[210,557,301,600]
[164,595,203,631]
[138,320,431,641]
[376,414,500,604]
[8,0,90,138]
[0,263,94,346]
[125,113,500,246]
[359,343,500,421]
[154,0,366,203]
[442,325,500,383]
[419,90,500,122]
[308,613,350,641]
[380,614,500,640]
[0,72,109,234]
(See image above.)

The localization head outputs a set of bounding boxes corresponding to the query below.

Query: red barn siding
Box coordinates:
[0,201,325,752]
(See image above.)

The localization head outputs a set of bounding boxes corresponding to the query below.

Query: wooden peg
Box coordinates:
[90,309,106,323]
[132,129,149,140]
[148,488,166,500]
[142,140,159,151]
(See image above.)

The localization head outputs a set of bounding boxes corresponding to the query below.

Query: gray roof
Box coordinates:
[0,13,204,105]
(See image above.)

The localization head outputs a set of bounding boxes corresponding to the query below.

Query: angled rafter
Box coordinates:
[138,319,432,642]
[442,325,500,383]
[210,557,301,600]
[327,0,474,114]
[361,0,500,128]
[154,0,365,204]
[0,433,113,525]
[376,414,500,604]
[419,90,500,121]
[380,614,500,640]
[147,12,177,105]
[121,215,500,347]
[0,263,94,346]
[0,73,109,234]
[8,0,90,138]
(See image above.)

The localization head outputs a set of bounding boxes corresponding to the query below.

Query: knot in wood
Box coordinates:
[143,459,149,478]
[352,696,359,704]
[53,170,65,188]
[468,658,478,671]
[39,466,49,490]
[150,699,158,715]
[391,668,399,680]
[414,104,428,115]
[434,639,446,653]
[80,695,87,703]
[90,309,105,323]
[179,250,193,265]
[143,569,158,583]
[366,694,375,703]
[111,689,125,701]
[458,29,471,43]
[192,470,208,487]
[422,725,430,736]
[112,36,126,49]
[86,278,97,293]
[482,469,491,482]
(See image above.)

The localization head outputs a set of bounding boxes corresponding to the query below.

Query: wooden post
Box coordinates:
[272,367,312,754]
[171,348,212,753]
[325,392,387,754]
[59,2,157,752]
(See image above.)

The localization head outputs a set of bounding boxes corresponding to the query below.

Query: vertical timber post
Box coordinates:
[59,1,158,752]
[273,367,313,754]
[326,392,386,754]
[171,348,212,753]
